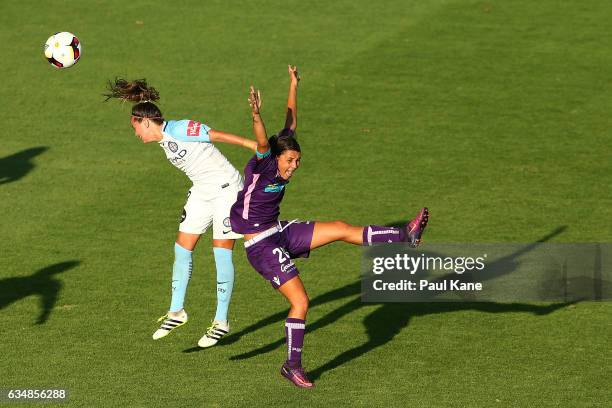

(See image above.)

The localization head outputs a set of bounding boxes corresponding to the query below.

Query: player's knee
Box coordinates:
[333,220,352,237]
[291,295,309,313]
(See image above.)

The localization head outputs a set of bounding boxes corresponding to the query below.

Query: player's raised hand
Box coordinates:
[249,86,261,114]
[288,65,300,85]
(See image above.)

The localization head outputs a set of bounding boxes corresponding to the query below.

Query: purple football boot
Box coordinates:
[405,207,429,248]
[281,363,314,389]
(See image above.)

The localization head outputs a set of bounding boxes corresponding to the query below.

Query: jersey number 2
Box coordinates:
[272,247,290,264]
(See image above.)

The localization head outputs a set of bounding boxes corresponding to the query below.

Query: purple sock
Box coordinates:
[363,225,405,246]
[285,317,305,367]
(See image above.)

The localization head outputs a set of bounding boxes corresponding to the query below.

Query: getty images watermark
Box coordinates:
[361,243,612,302]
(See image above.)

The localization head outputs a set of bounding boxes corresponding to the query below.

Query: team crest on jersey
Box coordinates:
[180,209,187,223]
[223,217,231,227]
[187,120,201,136]
[168,141,178,152]
[264,182,287,193]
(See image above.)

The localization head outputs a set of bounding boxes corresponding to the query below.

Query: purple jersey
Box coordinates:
[230,153,289,234]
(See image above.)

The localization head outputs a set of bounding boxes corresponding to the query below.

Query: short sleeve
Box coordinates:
[164,120,211,142]
[253,152,276,174]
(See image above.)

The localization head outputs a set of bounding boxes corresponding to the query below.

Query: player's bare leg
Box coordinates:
[310,208,429,250]
[212,238,235,250]
[310,221,364,249]
[176,232,201,251]
[278,275,309,320]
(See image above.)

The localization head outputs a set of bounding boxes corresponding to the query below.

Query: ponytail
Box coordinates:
[104,77,164,125]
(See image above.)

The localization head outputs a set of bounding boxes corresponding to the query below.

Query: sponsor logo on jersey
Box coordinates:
[280,261,295,274]
[187,120,201,136]
[168,149,187,165]
[168,141,178,152]
[264,182,287,193]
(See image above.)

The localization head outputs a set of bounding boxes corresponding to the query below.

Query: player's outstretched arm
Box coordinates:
[283,65,299,132]
[249,86,270,155]
[209,129,257,151]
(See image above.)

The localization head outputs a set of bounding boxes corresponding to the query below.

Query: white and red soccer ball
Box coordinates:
[44,32,81,69]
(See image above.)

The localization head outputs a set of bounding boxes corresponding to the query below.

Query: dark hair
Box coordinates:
[269,135,301,156]
[104,78,164,125]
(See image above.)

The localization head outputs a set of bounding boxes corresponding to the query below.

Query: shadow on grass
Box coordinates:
[181,282,360,354]
[0,147,48,185]
[309,299,573,381]
[0,261,80,324]
[187,227,573,380]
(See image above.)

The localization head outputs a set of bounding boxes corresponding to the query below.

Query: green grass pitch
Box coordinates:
[1,0,611,406]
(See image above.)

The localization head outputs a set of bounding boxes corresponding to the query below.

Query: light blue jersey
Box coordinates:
[159,120,242,196]
[164,119,211,142]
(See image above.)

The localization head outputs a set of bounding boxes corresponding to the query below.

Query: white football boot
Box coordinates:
[197,320,230,348]
[152,310,188,340]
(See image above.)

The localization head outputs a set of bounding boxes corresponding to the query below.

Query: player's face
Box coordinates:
[277,150,301,180]
[130,117,156,143]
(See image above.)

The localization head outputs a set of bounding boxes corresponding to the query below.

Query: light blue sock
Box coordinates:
[170,243,193,312]
[213,247,234,322]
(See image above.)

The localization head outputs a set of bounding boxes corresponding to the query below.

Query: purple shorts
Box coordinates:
[245,220,315,289]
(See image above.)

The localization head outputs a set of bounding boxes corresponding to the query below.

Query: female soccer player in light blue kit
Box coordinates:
[106,79,258,347]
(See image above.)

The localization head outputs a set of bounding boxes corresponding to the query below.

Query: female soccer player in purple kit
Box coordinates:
[230,66,429,388]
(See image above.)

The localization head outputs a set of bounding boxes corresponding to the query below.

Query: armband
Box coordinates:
[256,149,271,159]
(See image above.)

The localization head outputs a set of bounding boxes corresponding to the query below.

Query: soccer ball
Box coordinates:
[44,32,81,69]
